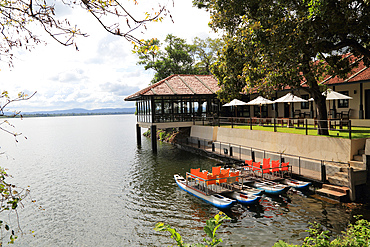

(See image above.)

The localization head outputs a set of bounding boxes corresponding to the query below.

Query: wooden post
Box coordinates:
[136,124,141,147]
[151,125,157,152]
[348,167,356,201]
[321,161,326,182]
[349,120,352,139]
[273,118,276,132]
[305,119,308,135]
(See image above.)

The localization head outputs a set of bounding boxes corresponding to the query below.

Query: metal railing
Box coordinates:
[178,136,351,187]
[192,116,353,139]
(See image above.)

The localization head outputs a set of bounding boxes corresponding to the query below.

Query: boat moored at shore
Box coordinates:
[174,174,236,209]
[249,179,290,195]
[284,179,311,190]
[224,191,261,205]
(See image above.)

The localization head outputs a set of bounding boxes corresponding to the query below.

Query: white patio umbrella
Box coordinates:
[222,99,248,117]
[274,93,308,118]
[222,99,248,107]
[246,96,274,117]
[323,89,353,100]
[323,89,353,117]
[274,92,308,103]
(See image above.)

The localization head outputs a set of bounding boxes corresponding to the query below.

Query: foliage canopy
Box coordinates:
[134,34,222,83]
[194,0,370,134]
[0,0,171,66]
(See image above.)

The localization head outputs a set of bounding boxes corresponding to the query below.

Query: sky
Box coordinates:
[1,0,218,113]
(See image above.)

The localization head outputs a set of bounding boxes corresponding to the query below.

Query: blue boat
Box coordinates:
[174,174,236,209]
[252,180,290,195]
[239,185,263,196]
[226,191,261,205]
[285,179,311,190]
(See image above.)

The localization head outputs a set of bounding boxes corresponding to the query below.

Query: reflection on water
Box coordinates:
[0,115,366,246]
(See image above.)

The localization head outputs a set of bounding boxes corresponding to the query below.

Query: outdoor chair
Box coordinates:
[243,159,253,171]
[212,166,221,176]
[271,160,280,177]
[252,162,261,176]
[190,168,200,179]
[218,169,230,183]
[293,110,301,118]
[206,174,217,185]
[341,109,351,119]
[280,162,290,177]
[261,158,271,178]
[229,170,240,183]
[340,109,351,128]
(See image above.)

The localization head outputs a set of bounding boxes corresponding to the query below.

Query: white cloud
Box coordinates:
[0,0,217,112]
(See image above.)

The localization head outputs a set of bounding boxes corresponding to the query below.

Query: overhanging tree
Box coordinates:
[134,35,222,83]
[0,0,171,67]
[194,0,370,135]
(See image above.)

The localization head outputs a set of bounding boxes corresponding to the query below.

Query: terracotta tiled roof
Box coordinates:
[124,74,220,101]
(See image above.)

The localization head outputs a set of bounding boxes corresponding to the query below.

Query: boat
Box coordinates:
[284,179,311,190]
[251,180,290,195]
[225,191,261,205]
[174,174,236,209]
[239,185,263,196]
[229,181,263,196]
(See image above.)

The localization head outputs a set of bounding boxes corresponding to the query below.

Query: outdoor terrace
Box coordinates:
[192,116,370,139]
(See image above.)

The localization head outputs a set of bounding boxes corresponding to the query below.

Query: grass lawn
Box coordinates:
[219,124,370,139]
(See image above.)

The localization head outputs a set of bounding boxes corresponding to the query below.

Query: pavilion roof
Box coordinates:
[124,74,220,101]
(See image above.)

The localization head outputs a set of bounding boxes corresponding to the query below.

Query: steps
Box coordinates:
[350,149,366,169]
[316,184,350,202]
[349,160,366,169]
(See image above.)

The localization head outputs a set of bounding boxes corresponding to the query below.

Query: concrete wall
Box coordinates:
[351,138,366,159]
[216,128,352,162]
[191,126,361,163]
[190,125,218,141]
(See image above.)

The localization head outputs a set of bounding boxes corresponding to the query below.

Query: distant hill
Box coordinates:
[23,107,136,115]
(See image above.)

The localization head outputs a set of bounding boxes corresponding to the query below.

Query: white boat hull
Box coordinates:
[253,181,290,195]
[174,175,236,209]
[286,179,311,190]
[227,191,261,205]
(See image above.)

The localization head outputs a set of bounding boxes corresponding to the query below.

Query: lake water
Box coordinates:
[0,115,368,246]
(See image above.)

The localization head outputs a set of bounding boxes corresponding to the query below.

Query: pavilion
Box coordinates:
[124,74,220,151]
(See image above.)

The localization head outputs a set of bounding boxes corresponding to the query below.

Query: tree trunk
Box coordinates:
[314,93,329,135]
[302,56,329,135]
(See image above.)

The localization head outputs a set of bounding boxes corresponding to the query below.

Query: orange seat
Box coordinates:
[245,160,253,167]
[190,168,200,178]
[252,162,261,172]
[262,158,271,174]
[219,169,230,183]
[281,162,289,172]
[206,174,217,185]
[230,170,240,182]
[199,170,208,180]
[212,166,221,176]
[271,160,280,173]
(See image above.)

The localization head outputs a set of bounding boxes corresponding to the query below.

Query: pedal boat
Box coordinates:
[285,179,311,190]
[252,180,290,195]
[174,174,236,209]
[226,191,261,205]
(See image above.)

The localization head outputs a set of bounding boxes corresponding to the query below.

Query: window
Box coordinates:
[301,94,309,109]
[154,100,162,115]
[338,91,349,108]
[164,100,172,114]
[254,105,267,117]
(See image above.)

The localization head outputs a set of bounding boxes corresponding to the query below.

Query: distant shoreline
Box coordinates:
[1,112,135,118]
